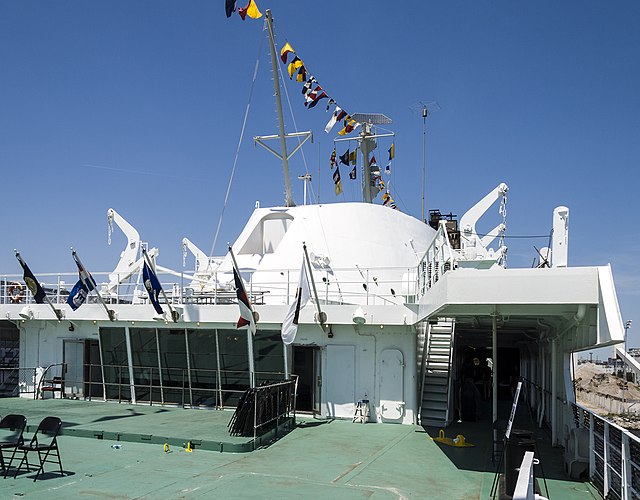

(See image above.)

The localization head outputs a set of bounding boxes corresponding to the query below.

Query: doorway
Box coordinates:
[293,346,321,413]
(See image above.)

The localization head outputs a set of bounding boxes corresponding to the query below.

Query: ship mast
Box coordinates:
[335,113,393,203]
[265,10,292,207]
[254,10,313,208]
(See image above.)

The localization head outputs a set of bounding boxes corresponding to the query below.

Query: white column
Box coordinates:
[124,326,136,404]
[551,338,558,445]
[247,329,255,388]
[492,315,498,426]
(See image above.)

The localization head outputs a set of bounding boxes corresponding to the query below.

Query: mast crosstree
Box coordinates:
[254,9,313,208]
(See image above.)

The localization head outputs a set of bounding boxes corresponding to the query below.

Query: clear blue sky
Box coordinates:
[1,1,639,345]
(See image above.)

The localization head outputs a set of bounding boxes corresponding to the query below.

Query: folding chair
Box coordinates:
[0,414,26,476]
[11,416,64,481]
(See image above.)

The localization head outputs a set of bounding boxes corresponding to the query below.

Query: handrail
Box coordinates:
[571,401,640,499]
[416,220,457,299]
[78,362,287,409]
[35,363,66,399]
[228,376,298,447]
[1,262,422,307]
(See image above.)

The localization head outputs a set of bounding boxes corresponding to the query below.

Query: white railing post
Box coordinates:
[604,421,610,497]
[589,412,595,479]
[622,432,630,500]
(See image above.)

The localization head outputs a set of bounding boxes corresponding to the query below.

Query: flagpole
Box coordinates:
[228,245,256,389]
[141,249,179,322]
[71,249,115,321]
[302,243,327,331]
[14,251,63,321]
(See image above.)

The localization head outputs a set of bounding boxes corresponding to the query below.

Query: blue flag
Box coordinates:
[143,261,164,314]
[67,254,97,310]
[16,254,47,304]
[67,280,90,310]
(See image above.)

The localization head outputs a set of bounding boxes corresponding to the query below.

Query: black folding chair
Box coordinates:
[0,414,26,476]
[11,416,64,481]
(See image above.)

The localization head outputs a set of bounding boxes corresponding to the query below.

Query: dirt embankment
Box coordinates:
[574,362,640,430]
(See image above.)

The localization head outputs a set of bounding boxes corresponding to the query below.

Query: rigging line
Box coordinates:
[475,233,551,239]
[208,28,265,262]
[274,35,317,205]
[274,34,347,298]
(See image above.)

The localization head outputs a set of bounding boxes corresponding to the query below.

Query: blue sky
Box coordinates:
[1,1,639,345]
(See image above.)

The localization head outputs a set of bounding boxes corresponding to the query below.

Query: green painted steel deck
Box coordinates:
[0,398,599,499]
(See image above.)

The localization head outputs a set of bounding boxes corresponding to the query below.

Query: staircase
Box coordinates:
[420,320,455,427]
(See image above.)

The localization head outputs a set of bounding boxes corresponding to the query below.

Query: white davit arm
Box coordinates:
[459,182,509,237]
[459,183,509,265]
[182,238,210,275]
[107,208,142,293]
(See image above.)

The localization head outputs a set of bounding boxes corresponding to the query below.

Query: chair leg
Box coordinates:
[0,448,4,474]
[33,449,45,482]
[13,449,29,479]
[3,446,20,478]
[55,447,64,477]
[32,446,63,482]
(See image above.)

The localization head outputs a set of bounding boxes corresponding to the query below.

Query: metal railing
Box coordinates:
[0,367,38,398]
[228,377,298,448]
[66,363,286,410]
[513,451,537,500]
[572,402,640,499]
[1,263,422,308]
[417,221,457,300]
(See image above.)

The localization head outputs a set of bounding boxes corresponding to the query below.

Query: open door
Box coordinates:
[293,346,321,414]
[63,340,85,398]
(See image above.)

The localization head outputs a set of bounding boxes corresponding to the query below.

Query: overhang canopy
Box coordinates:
[417,266,624,351]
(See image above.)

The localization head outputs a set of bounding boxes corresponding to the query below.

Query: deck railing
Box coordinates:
[572,402,640,499]
[0,263,421,308]
[416,221,457,300]
[228,377,298,449]
[0,367,37,398]
[61,363,287,410]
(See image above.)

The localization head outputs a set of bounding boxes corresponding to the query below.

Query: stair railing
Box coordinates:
[417,220,458,300]
[417,321,431,424]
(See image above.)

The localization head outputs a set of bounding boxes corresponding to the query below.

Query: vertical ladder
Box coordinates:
[420,319,455,427]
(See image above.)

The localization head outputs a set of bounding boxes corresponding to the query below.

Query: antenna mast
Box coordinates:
[255,10,313,207]
[422,106,427,222]
[335,113,393,203]
[266,10,293,207]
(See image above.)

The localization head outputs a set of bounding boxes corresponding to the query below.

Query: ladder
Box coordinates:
[420,319,455,427]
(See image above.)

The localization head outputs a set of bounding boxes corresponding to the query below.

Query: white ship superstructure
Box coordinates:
[0,8,627,475]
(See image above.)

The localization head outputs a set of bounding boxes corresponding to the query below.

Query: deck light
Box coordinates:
[19,306,34,320]
[352,307,366,325]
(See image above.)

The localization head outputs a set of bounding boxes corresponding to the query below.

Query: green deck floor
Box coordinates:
[0,398,600,499]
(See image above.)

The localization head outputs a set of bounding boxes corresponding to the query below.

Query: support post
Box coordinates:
[283,343,290,380]
[360,123,373,203]
[247,327,255,389]
[551,337,558,445]
[124,326,136,404]
[492,314,498,427]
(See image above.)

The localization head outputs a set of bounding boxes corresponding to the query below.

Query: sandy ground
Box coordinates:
[574,362,640,429]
